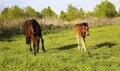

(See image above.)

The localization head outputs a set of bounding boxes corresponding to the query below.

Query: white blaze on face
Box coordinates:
[42,19,45,21]
[85,26,89,35]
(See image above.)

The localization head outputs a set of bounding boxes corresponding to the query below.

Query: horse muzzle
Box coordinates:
[87,33,89,36]
[86,32,90,36]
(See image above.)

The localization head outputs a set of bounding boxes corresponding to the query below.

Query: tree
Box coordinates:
[84,11,94,18]
[116,8,120,17]
[0,5,24,20]
[59,10,67,20]
[66,4,79,21]
[0,7,9,19]
[7,5,24,20]
[24,6,38,18]
[94,0,117,18]
[78,8,84,18]
[40,6,58,19]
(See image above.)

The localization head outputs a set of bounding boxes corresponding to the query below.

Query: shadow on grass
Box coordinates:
[0,47,10,52]
[47,44,77,52]
[58,44,77,50]
[0,35,15,42]
[0,33,15,42]
[95,42,117,49]
[0,27,23,42]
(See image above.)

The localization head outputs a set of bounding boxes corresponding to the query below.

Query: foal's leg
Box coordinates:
[80,37,86,51]
[76,35,80,50]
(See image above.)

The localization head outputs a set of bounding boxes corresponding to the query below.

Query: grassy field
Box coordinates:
[0,25,120,71]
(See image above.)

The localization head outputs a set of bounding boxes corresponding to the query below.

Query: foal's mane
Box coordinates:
[80,22,88,26]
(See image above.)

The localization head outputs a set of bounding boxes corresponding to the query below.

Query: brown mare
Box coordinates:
[23,19,45,55]
[74,22,89,51]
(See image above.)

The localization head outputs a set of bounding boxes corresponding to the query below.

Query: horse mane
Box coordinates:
[80,22,88,26]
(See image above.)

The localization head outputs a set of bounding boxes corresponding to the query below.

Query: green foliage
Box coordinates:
[24,6,39,18]
[62,5,85,21]
[94,0,117,18]
[78,8,84,18]
[0,1,119,21]
[66,4,79,21]
[59,10,67,20]
[40,6,58,19]
[0,5,42,20]
[116,8,120,17]
[0,8,9,19]
[0,25,120,71]
[7,5,24,20]
[84,11,94,18]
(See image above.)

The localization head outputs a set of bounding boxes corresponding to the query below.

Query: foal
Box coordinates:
[23,19,45,55]
[74,22,89,51]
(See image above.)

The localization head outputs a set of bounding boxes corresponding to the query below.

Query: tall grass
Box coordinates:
[71,17,120,27]
[0,17,120,40]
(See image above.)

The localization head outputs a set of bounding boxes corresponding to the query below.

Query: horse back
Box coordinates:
[74,24,82,35]
[23,19,42,37]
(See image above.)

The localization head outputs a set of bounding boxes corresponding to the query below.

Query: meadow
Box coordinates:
[0,25,120,71]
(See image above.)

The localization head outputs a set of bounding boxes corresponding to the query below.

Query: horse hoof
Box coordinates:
[82,49,86,52]
[42,50,45,52]
[34,53,36,55]
[30,51,32,54]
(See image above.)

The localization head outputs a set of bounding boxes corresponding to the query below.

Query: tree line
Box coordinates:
[0,0,120,21]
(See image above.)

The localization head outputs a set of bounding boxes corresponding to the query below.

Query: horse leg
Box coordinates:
[41,37,45,52]
[33,42,36,55]
[80,37,86,52]
[26,37,30,44]
[36,38,40,53]
[30,41,32,54]
[27,37,32,53]
[76,35,80,50]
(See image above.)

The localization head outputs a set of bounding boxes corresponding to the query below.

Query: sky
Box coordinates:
[0,0,120,14]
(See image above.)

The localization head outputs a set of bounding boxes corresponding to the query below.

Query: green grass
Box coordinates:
[0,25,120,71]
